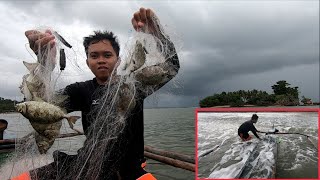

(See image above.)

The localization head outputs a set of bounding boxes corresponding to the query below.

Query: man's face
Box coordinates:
[253,118,258,123]
[86,40,118,84]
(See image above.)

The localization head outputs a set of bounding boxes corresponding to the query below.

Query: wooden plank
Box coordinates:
[144,145,194,164]
[144,151,195,172]
[0,139,15,145]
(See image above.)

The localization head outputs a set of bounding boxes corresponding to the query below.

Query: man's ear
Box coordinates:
[86,59,89,67]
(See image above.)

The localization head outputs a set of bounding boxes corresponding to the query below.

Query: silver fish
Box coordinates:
[134,65,168,85]
[15,101,80,153]
[19,61,46,101]
[123,40,146,72]
[122,39,170,85]
[20,61,67,103]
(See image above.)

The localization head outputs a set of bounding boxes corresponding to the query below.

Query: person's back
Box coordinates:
[238,120,255,134]
[238,114,260,141]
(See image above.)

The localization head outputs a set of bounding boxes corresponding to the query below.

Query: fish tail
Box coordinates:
[66,116,81,129]
[34,132,55,154]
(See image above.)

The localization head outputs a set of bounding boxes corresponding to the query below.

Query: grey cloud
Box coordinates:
[5,1,135,33]
[171,46,318,95]
[0,1,318,107]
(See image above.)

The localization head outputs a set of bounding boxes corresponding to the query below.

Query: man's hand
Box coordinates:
[131,7,158,35]
[25,29,56,55]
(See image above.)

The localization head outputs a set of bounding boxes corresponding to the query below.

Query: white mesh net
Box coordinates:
[0,14,181,179]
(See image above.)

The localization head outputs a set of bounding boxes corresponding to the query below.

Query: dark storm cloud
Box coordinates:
[160,45,318,96]
[157,1,319,106]
[4,1,133,33]
[0,1,318,107]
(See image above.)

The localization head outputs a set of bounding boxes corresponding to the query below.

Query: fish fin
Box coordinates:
[23,61,39,72]
[29,121,61,137]
[34,131,55,154]
[29,122,43,134]
[31,121,61,154]
[67,116,81,129]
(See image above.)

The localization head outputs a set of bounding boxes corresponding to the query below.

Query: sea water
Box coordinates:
[198,111,318,178]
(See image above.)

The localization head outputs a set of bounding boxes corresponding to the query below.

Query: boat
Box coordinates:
[209,135,278,179]
[238,135,278,178]
[0,119,14,165]
[209,140,259,178]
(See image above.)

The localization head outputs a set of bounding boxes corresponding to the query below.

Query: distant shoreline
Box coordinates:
[0,105,318,114]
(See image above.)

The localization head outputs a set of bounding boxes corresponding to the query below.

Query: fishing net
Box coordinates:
[0,27,85,179]
[0,14,181,179]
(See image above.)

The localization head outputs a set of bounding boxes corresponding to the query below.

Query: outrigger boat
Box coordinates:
[208,128,279,179]
[207,125,317,179]
[237,135,278,178]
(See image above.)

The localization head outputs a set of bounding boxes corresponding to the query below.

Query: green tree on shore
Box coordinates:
[199,80,300,107]
[272,80,299,106]
[0,97,18,113]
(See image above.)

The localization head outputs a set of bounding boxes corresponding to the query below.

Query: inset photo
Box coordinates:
[196,108,319,179]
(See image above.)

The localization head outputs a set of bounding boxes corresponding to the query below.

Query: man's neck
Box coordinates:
[95,75,120,86]
[94,77,108,85]
[96,79,108,85]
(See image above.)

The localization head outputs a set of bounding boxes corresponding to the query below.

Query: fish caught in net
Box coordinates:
[1,14,180,180]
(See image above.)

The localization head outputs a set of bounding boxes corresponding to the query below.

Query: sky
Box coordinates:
[0,0,319,108]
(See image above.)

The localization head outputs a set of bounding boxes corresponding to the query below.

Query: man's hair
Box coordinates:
[83,30,120,57]
[251,114,259,120]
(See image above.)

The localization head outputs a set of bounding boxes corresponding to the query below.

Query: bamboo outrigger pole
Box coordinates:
[266,131,318,149]
[0,132,195,171]
[144,145,194,164]
[198,145,219,158]
[144,151,195,172]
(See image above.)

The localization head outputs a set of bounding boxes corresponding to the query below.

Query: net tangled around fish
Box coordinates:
[0,14,181,179]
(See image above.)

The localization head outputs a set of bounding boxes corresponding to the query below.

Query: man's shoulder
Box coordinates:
[242,120,253,126]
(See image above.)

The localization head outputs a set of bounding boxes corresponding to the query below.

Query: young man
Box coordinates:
[18,7,179,180]
[238,114,262,141]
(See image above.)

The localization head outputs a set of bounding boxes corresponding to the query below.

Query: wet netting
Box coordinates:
[0,14,180,179]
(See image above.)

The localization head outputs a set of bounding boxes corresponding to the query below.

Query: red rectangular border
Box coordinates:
[195,107,320,180]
